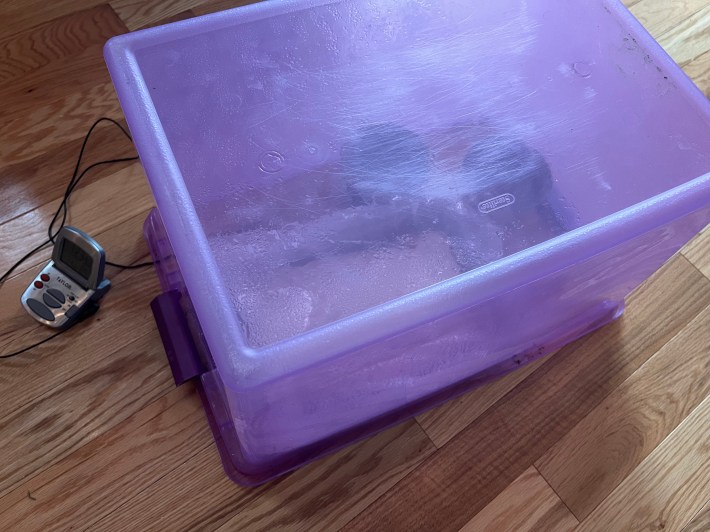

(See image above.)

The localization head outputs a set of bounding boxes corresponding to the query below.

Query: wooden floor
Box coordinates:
[1,1,709,530]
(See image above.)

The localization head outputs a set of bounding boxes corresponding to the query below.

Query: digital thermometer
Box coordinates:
[21,227,111,329]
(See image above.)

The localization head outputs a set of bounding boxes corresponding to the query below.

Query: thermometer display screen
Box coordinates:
[60,239,93,280]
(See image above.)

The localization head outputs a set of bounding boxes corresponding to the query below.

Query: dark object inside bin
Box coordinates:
[463,136,569,251]
[341,123,432,206]
[342,127,569,256]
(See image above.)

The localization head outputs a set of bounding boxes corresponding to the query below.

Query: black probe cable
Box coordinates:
[1,118,154,359]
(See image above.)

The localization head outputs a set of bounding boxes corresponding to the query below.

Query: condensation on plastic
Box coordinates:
[107,0,710,484]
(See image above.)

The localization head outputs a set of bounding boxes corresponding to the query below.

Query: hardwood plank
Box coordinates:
[136,9,196,30]
[0,119,135,225]
[0,1,708,529]
[0,162,152,275]
[1,271,149,359]
[96,420,435,531]
[0,330,173,498]
[0,82,125,166]
[0,213,160,422]
[0,7,127,120]
[0,0,105,39]
[0,267,72,354]
[192,0,261,17]
[459,466,577,532]
[0,207,152,353]
[0,199,150,302]
[535,304,710,519]
[629,0,708,40]
[683,49,710,96]
[0,387,210,531]
[622,0,643,8]
[683,501,710,532]
[658,4,710,67]
[416,354,550,448]
[1,385,432,532]
[110,0,208,31]
[0,64,115,123]
[0,267,161,427]
[217,423,436,532]
[0,5,126,85]
[576,396,710,532]
[93,441,260,532]
[343,256,710,532]
[0,262,63,354]
[683,227,710,279]
[0,6,126,165]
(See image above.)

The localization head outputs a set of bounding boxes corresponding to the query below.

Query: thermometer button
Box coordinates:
[27,299,55,321]
[47,288,66,304]
[43,293,62,309]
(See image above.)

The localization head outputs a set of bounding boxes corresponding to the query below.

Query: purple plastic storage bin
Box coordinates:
[105,0,710,485]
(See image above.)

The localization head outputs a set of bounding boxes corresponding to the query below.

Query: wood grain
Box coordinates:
[0,268,147,364]
[0,267,71,355]
[136,9,197,30]
[0,119,135,226]
[0,386,210,531]
[192,0,262,17]
[0,270,161,427]
[344,256,710,532]
[0,205,151,313]
[0,0,105,39]
[93,417,435,531]
[683,50,710,95]
[0,81,125,166]
[0,5,125,85]
[91,441,260,532]
[658,4,710,67]
[683,227,710,278]
[0,390,434,532]
[576,395,710,532]
[0,162,152,275]
[629,0,708,39]
[0,233,150,356]
[217,422,436,532]
[416,354,551,448]
[536,303,710,519]
[0,213,159,419]
[0,330,173,498]
[683,501,710,532]
[459,466,577,532]
[622,0,644,8]
[0,17,127,127]
[112,0,263,28]
[0,1,708,530]
[110,0,208,30]
[0,5,126,167]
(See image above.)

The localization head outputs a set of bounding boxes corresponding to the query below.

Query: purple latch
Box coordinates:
[150,290,205,386]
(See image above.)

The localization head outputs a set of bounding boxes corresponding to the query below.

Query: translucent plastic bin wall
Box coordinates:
[145,201,710,480]
[112,0,710,485]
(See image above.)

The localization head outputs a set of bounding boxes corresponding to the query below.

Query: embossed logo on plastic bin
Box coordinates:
[258,151,286,173]
[478,193,516,214]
